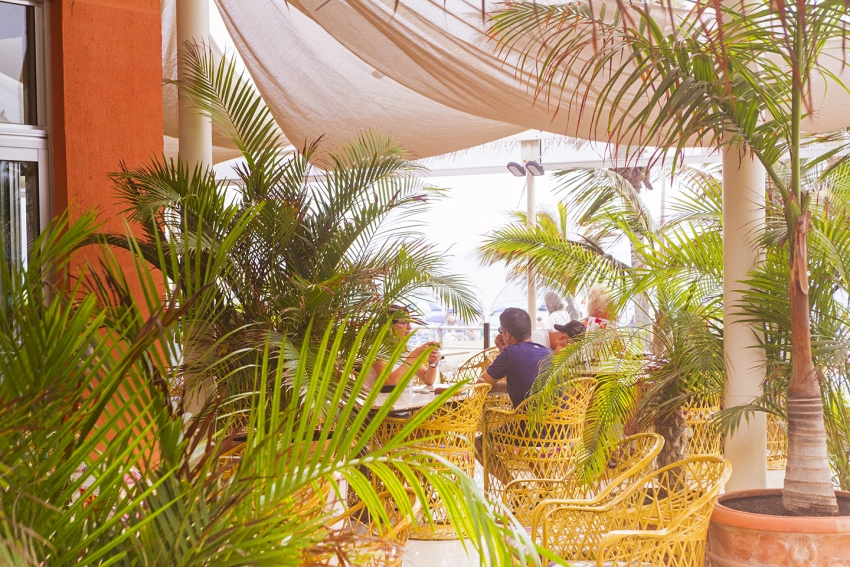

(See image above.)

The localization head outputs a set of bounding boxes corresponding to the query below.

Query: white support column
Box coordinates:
[524,140,539,327]
[722,145,768,491]
[177,0,213,416]
[177,0,212,168]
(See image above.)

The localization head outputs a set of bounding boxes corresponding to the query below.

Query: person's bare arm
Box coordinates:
[478,370,498,386]
[417,345,441,386]
[382,342,439,385]
[368,359,402,386]
[477,371,507,392]
[478,371,508,392]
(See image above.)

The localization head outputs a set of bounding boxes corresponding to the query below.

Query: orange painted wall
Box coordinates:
[48,0,165,453]
[50,0,162,227]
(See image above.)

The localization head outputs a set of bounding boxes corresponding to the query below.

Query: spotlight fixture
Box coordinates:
[506,162,526,177]
[525,161,545,176]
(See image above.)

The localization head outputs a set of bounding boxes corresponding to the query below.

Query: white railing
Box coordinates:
[409,324,496,352]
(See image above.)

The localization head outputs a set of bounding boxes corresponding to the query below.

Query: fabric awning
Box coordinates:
[162,0,850,162]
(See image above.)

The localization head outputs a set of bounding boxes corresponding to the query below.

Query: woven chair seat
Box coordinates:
[503,433,664,526]
[535,456,731,567]
[305,488,419,567]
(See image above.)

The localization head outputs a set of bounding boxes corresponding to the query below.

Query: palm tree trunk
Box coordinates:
[655,409,688,469]
[782,211,838,516]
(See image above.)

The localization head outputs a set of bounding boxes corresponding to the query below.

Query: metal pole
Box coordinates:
[722,145,768,491]
[176,0,213,169]
[525,140,538,328]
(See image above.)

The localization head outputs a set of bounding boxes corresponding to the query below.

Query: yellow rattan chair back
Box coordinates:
[304,488,419,567]
[482,377,597,500]
[683,393,724,457]
[217,440,335,521]
[594,460,731,567]
[373,383,492,539]
[536,455,731,565]
[445,346,500,384]
[767,413,788,469]
[502,432,664,525]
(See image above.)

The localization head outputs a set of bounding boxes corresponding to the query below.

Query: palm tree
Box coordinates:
[491,0,850,515]
[98,45,480,410]
[0,211,539,565]
[479,165,725,473]
[734,160,850,490]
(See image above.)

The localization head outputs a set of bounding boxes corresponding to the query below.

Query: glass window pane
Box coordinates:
[0,2,37,125]
[0,160,39,270]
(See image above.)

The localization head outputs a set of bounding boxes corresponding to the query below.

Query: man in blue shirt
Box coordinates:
[477,307,551,407]
[475,308,552,478]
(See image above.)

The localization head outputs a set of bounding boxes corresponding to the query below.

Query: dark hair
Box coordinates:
[389,304,410,319]
[554,320,586,338]
[499,307,531,341]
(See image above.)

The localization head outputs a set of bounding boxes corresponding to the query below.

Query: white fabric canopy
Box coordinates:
[162,0,850,162]
[284,0,850,140]
[212,0,524,159]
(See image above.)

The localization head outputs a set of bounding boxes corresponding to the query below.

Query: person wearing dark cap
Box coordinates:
[556,320,586,340]
[529,320,586,354]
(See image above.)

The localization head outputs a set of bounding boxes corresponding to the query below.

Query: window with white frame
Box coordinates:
[0,0,47,271]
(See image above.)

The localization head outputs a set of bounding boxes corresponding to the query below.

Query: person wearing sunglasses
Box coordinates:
[474,307,552,472]
[476,307,551,408]
[363,305,441,392]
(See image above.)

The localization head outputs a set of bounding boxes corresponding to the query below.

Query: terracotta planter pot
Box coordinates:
[708,489,850,567]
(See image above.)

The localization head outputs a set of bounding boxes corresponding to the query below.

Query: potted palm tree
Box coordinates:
[98,45,480,414]
[490,0,850,563]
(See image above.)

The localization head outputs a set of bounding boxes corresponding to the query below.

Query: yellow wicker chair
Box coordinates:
[534,455,731,566]
[372,383,492,539]
[304,489,419,567]
[446,346,513,427]
[683,394,724,457]
[445,346,500,384]
[767,413,788,469]
[216,440,337,520]
[502,432,664,525]
[481,377,597,501]
[483,392,514,413]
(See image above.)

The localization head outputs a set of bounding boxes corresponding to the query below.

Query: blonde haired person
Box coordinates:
[584,285,616,331]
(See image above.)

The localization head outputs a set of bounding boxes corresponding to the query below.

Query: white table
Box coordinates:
[369,388,438,412]
[363,383,480,412]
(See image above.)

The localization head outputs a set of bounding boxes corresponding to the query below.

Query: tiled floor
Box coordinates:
[403,463,487,566]
[403,540,481,567]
